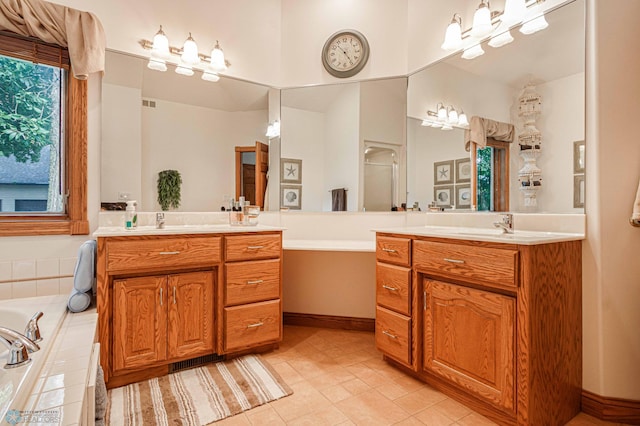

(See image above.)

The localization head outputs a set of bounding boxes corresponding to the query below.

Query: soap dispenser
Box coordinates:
[125,200,138,230]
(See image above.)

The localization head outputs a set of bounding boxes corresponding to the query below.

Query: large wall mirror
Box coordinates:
[101,50,271,212]
[407,0,585,213]
[280,77,407,212]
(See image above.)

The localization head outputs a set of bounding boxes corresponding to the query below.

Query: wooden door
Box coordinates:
[235,141,269,208]
[242,164,256,206]
[167,271,214,359]
[423,279,515,412]
[113,275,167,372]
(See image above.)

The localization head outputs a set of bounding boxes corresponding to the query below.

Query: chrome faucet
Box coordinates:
[0,336,30,368]
[0,327,40,353]
[24,311,43,343]
[493,213,514,234]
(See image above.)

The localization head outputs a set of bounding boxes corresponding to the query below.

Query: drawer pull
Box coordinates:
[173,286,176,305]
[382,330,398,339]
[247,245,264,250]
[444,258,465,264]
[159,288,163,306]
[246,322,264,328]
[159,251,181,255]
[382,248,398,253]
[246,280,264,285]
[382,284,398,292]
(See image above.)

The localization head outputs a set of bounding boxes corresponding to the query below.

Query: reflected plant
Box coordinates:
[157,169,182,211]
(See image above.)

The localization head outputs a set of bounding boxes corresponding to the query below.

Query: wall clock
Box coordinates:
[321,29,370,78]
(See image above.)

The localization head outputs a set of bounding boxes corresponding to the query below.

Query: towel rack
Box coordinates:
[328,188,348,192]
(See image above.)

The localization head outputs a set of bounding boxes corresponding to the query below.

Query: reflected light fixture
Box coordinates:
[424,104,469,130]
[441,14,463,51]
[520,14,549,35]
[141,26,231,82]
[266,120,280,139]
[470,0,493,38]
[488,23,514,47]
[458,110,469,127]
[461,44,485,60]
[502,0,527,26]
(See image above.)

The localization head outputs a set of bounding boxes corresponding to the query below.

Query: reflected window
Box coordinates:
[474,138,509,211]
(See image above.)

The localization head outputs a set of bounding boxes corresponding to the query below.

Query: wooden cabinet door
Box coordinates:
[423,279,515,413]
[167,271,214,359]
[113,275,167,372]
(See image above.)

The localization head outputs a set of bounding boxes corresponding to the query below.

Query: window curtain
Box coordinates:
[464,116,514,152]
[0,0,105,79]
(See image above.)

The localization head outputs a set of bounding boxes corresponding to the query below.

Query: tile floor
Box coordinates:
[216,325,627,426]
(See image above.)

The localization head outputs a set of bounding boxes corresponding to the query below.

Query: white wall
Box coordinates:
[280,107,325,211]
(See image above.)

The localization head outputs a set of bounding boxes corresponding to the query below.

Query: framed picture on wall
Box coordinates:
[455,184,472,209]
[281,158,302,184]
[455,158,471,183]
[434,185,454,207]
[281,185,302,210]
[573,175,585,208]
[434,160,454,185]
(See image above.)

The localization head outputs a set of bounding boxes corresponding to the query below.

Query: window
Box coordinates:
[0,32,87,236]
[472,138,510,212]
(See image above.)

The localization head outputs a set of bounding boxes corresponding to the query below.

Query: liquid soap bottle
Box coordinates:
[125,200,138,230]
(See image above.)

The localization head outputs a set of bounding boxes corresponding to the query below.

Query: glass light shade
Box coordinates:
[273,121,280,134]
[151,27,170,60]
[209,42,227,73]
[441,123,453,131]
[421,119,430,127]
[461,44,485,60]
[181,33,200,65]
[458,111,469,127]
[502,0,526,26]
[441,17,463,51]
[437,104,447,121]
[147,58,167,72]
[488,29,514,47]
[520,14,549,35]
[201,71,220,82]
[470,2,493,38]
[265,124,275,137]
[448,107,459,124]
[430,121,442,128]
[175,64,194,76]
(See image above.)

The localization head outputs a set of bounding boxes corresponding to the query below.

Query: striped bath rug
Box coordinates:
[106,354,292,425]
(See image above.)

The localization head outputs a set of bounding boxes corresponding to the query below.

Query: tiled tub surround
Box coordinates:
[0,295,97,425]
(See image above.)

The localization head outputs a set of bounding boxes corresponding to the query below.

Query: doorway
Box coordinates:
[235,141,268,208]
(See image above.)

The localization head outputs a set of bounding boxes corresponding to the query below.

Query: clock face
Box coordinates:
[322,30,369,78]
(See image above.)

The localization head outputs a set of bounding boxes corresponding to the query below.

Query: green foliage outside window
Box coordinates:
[476,147,492,211]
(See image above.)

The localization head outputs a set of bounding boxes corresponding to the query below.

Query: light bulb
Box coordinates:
[421,119,430,127]
[458,111,469,127]
[470,1,493,39]
[209,41,227,73]
[175,64,194,76]
[441,124,453,131]
[181,33,200,65]
[461,44,485,60]
[441,14,463,51]
[448,107,459,124]
[437,103,447,121]
[520,14,549,35]
[488,27,514,48]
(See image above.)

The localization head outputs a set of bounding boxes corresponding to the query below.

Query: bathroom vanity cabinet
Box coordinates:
[375,232,582,425]
[96,229,282,388]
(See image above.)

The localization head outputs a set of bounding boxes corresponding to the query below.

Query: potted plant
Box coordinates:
[157,169,182,211]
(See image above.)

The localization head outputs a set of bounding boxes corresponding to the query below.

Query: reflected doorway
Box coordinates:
[363,142,400,211]
[235,141,268,208]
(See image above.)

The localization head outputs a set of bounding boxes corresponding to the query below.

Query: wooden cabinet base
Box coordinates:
[106,365,170,390]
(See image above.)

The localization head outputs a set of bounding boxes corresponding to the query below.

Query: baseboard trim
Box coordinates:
[582,390,640,424]
[283,312,375,332]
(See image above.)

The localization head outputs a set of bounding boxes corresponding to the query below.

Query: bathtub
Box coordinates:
[0,295,68,422]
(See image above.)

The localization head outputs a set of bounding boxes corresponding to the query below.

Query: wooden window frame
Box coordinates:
[0,32,88,236]
[470,137,510,212]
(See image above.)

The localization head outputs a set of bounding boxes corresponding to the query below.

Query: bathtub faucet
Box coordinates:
[0,327,40,353]
[25,311,43,343]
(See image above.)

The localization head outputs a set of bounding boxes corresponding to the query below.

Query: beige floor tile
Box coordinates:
[336,389,411,425]
[270,379,333,422]
[208,413,251,425]
[271,361,305,385]
[393,417,429,426]
[246,405,286,425]
[393,386,448,415]
[430,397,472,421]
[307,367,357,390]
[455,412,498,426]
[340,377,372,396]
[287,405,349,425]
[413,405,456,425]
[321,383,355,403]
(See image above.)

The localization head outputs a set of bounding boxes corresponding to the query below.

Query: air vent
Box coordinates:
[142,99,157,108]
[170,353,223,373]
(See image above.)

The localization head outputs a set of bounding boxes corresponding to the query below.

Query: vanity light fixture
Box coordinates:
[470,1,493,38]
[141,26,231,82]
[423,104,469,130]
[441,0,547,59]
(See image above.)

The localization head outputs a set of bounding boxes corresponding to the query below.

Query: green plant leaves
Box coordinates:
[157,169,182,211]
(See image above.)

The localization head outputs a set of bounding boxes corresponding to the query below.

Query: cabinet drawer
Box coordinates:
[225,259,281,306]
[414,240,518,290]
[376,263,411,316]
[106,236,221,273]
[376,236,411,267]
[225,234,281,262]
[375,306,411,366]
[224,299,281,352]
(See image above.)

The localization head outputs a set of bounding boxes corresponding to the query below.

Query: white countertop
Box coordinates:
[93,224,285,237]
[374,225,585,245]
